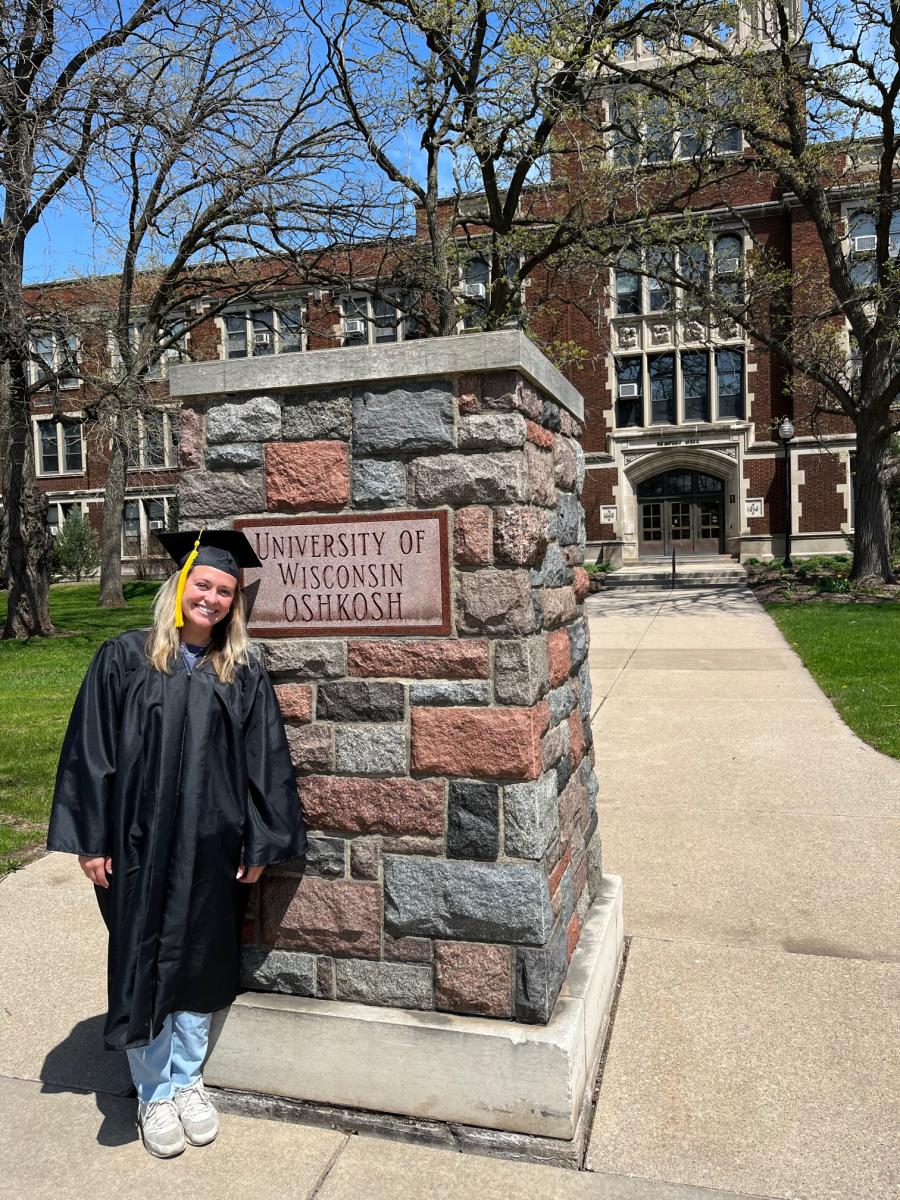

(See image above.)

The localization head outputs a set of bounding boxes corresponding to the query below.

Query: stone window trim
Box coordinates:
[124,408,179,472]
[32,414,86,478]
[121,493,175,560]
[613,345,746,429]
[218,300,306,360]
[28,327,80,391]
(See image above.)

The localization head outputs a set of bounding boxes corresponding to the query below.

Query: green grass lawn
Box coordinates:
[0,583,159,874]
[765,601,900,759]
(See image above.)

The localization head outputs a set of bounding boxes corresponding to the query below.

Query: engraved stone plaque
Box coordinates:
[237,511,450,636]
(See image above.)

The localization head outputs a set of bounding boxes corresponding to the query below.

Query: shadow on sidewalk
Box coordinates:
[40,1013,138,1147]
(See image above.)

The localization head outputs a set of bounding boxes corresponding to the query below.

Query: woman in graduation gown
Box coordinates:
[47,529,307,1158]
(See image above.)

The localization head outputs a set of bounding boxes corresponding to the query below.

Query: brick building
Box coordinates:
[11,5,861,569]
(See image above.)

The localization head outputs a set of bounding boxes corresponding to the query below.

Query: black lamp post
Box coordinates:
[778,417,795,568]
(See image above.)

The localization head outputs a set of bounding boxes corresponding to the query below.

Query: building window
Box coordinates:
[124,410,178,470]
[682,350,710,421]
[112,320,189,379]
[223,305,304,358]
[716,347,745,419]
[29,329,79,389]
[714,234,744,305]
[342,293,415,344]
[614,252,641,315]
[649,353,676,424]
[613,91,742,167]
[34,418,84,476]
[122,496,172,559]
[47,501,84,536]
[648,248,674,312]
[615,358,643,427]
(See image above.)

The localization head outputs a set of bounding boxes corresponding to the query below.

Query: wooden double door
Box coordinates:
[637,470,726,557]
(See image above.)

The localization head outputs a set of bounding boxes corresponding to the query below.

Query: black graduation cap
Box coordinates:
[156,529,262,579]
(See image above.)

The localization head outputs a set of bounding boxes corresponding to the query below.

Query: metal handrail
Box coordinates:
[671,547,676,589]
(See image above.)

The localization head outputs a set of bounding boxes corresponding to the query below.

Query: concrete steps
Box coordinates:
[603,556,747,589]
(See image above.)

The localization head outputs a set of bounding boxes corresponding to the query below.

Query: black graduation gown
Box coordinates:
[47,630,307,1051]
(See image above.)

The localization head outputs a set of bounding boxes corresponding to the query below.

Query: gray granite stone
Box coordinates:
[547,682,577,726]
[515,916,568,1023]
[493,635,549,706]
[456,569,535,637]
[179,469,265,521]
[541,398,562,432]
[304,836,346,879]
[578,659,593,714]
[334,959,434,1010]
[410,451,529,507]
[317,681,405,723]
[458,412,527,451]
[206,394,281,444]
[556,491,585,547]
[352,459,408,508]
[334,724,407,776]
[383,857,553,944]
[240,947,316,996]
[447,781,500,861]
[504,773,559,860]
[353,382,455,454]
[574,440,586,493]
[256,639,347,679]
[205,441,263,470]
[569,618,589,671]
[281,392,352,440]
[408,681,490,707]
[530,541,573,588]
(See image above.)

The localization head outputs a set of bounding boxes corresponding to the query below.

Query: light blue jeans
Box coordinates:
[126,1011,212,1104]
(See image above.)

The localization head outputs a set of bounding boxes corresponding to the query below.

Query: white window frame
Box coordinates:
[613,345,746,431]
[28,329,80,390]
[32,415,86,477]
[121,495,174,560]
[609,92,744,168]
[124,409,179,471]
[109,319,190,380]
[218,301,306,360]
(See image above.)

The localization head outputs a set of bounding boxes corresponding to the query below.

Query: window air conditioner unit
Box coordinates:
[149,519,164,531]
[618,382,640,398]
[343,318,366,336]
[717,256,741,274]
[253,331,272,345]
[461,282,487,299]
[851,235,877,253]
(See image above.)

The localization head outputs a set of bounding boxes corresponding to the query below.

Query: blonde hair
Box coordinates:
[146,568,250,684]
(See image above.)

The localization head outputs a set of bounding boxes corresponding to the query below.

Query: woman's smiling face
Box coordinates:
[180,565,236,639]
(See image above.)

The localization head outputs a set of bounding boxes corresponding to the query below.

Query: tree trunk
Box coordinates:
[99,429,128,608]
[850,413,895,583]
[2,360,54,638]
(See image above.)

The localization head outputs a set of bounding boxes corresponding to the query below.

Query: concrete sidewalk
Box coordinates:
[585,587,900,1200]
[1,586,897,1199]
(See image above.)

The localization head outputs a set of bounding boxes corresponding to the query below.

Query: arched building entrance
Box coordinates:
[636,468,726,556]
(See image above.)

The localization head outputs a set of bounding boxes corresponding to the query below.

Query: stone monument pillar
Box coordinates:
[170,331,623,1148]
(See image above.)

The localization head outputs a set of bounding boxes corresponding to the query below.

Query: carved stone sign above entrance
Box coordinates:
[237,511,450,637]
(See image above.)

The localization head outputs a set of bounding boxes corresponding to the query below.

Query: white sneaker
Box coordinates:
[173,1079,219,1146]
[137,1097,185,1158]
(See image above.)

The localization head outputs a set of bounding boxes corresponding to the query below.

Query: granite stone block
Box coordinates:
[457,412,527,451]
[349,837,381,881]
[352,458,408,508]
[180,469,265,521]
[334,724,407,776]
[447,780,500,861]
[410,452,529,507]
[258,638,346,679]
[317,681,405,723]
[281,392,352,441]
[493,635,549,706]
[503,772,559,860]
[240,947,316,996]
[304,836,346,879]
[556,491,585,546]
[334,959,434,1010]
[456,568,535,636]
[435,941,512,1018]
[514,916,568,1023]
[383,857,553,944]
[493,506,550,566]
[206,394,281,444]
[205,441,263,470]
[546,681,577,726]
[408,680,490,707]
[353,382,455,454]
[530,541,573,589]
[569,619,589,671]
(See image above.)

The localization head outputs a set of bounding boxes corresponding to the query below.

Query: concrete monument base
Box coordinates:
[206,874,623,1142]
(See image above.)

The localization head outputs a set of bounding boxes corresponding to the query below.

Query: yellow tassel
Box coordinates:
[173,530,204,628]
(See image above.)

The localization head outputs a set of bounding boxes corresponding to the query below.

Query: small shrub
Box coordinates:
[819,576,851,593]
[51,510,100,581]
